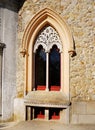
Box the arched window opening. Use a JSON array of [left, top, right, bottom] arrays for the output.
[[49, 108, 60, 120], [34, 107, 45, 119], [34, 25, 62, 91], [21, 7, 75, 95], [35, 45, 46, 90], [49, 45, 60, 91]]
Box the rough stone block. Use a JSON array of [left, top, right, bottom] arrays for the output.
[[71, 114, 79, 124], [72, 102, 86, 114], [79, 115, 95, 124], [14, 98, 25, 121], [86, 102, 95, 114]]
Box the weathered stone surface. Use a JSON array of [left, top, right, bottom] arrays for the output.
[[17, 0, 95, 101], [71, 101, 95, 124], [14, 98, 25, 121], [79, 115, 95, 124], [86, 102, 95, 114], [0, 5, 18, 121], [16, 0, 95, 124], [72, 102, 87, 114], [71, 114, 79, 124]]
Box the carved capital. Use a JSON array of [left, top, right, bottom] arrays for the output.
[[0, 43, 6, 48], [20, 49, 27, 57], [0, 43, 6, 55], [68, 50, 76, 57]]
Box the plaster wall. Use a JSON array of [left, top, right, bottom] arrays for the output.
[[0, 6, 17, 121]]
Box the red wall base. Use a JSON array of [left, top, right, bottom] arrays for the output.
[[37, 86, 46, 90], [51, 115, 60, 119], [50, 86, 60, 91], [37, 114, 45, 119]]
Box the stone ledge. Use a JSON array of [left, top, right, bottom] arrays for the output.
[[0, 121, 19, 129]]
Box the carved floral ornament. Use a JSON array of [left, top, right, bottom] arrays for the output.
[[34, 25, 63, 53], [21, 8, 76, 57]]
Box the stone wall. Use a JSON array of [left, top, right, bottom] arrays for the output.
[[71, 101, 95, 124], [17, 0, 95, 123], [18, 0, 95, 100]]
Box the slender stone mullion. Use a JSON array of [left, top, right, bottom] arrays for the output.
[[45, 109, 49, 120], [26, 106, 31, 120], [60, 53, 62, 92], [33, 54, 35, 91], [32, 107, 35, 119], [46, 52, 49, 91]]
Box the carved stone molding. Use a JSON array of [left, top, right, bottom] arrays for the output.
[[21, 8, 76, 57]]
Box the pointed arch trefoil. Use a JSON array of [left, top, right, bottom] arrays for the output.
[[34, 25, 63, 53]]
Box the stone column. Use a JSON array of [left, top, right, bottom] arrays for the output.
[[45, 109, 49, 120], [26, 106, 32, 120], [46, 53, 49, 91], [32, 108, 35, 119], [0, 7, 4, 117], [0, 43, 5, 116], [0, 48, 2, 116]]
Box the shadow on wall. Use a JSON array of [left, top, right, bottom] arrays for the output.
[[17, 0, 26, 11], [0, 0, 25, 12]]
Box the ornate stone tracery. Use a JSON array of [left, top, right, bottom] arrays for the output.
[[34, 25, 63, 53]]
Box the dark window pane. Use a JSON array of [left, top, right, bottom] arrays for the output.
[[49, 45, 60, 91], [35, 45, 46, 90], [34, 107, 45, 119], [49, 108, 60, 120]]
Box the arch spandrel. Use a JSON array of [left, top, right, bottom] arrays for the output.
[[21, 8, 75, 57]]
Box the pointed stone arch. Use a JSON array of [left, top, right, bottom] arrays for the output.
[[21, 8, 76, 102], [21, 8, 75, 57]]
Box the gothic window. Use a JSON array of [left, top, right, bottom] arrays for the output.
[[34, 25, 62, 91]]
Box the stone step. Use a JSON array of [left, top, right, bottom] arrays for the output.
[[0, 122, 19, 129]]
